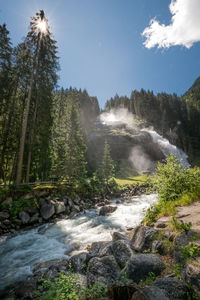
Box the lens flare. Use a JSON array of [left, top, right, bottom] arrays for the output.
[[36, 19, 47, 34]]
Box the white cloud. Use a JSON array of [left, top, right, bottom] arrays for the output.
[[142, 0, 200, 49]]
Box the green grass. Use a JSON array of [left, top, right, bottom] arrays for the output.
[[115, 175, 147, 186]]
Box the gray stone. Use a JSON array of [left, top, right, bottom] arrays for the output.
[[15, 279, 37, 299], [152, 240, 164, 255], [174, 231, 193, 263], [55, 202, 66, 214], [124, 254, 165, 284], [69, 252, 89, 274], [99, 241, 113, 257], [112, 231, 129, 242], [89, 241, 107, 257], [131, 226, 157, 252], [181, 258, 200, 297], [30, 213, 39, 224], [131, 286, 169, 300], [19, 211, 30, 224], [40, 202, 55, 220], [153, 277, 188, 300], [112, 239, 134, 269], [87, 255, 120, 286], [99, 205, 117, 216]]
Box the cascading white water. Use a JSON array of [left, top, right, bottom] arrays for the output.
[[142, 128, 189, 166], [0, 194, 157, 291]]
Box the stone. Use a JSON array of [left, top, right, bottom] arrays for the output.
[[181, 258, 200, 297], [130, 226, 157, 252], [112, 231, 129, 242], [33, 259, 68, 273], [89, 241, 107, 257], [3, 197, 12, 204], [124, 254, 165, 284], [174, 231, 193, 263], [87, 255, 120, 286], [69, 252, 89, 274], [112, 239, 134, 269], [73, 205, 80, 213], [99, 206, 117, 216], [19, 211, 30, 224], [55, 202, 66, 214], [153, 277, 188, 300], [0, 211, 10, 220], [109, 280, 138, 300], [15, 279, 37, 299], [99, 242, 113, 257], [131, 286, 169, 300], [40, 202, 55, 220], [27, 206, 39, 215], [30, 213, 39, 224], [3, 219, 11, 225], [152, 240, 164, 255]]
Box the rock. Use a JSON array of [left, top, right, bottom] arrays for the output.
[[19, 211, 30, 224], [174, 231, 193, 263], [0, 211, 10, 220], [131, 286, 169, 300], [124, 254, 165, 284], [30, 213, 39, 224], [89, 241, 108, 257], [55, 202, 66, 214], [13, 218, 21, 225], [130, 226, 157, 252], [163, 230, 174, 241], [112, 232, 129, 242], [27, 206, 39, 215], [15, 279, 37, 299], [33, 259, 68, 273], [34, 190, 49, 198], [3, 197, 12, 205], [99, 242, 113, 257], [109, 280, 138, 300], [40, 202, 55, 220], [99, 206, 117, 216], [69, 252, 89, 274], [181, 258, 200, 297], [153, 277, 188, 300], [24, 192, 35, 200], [87, 255, 120, 286], [112, 240, 134, 269], [73, 205, 80, 213], [152, 240, 164, 255]]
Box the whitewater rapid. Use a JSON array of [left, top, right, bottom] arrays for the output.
[[0, 194, 157, 291]]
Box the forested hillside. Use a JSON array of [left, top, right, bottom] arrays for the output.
[[105, 84, 200, 165]]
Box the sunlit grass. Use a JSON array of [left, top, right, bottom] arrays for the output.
[[115, 175, 147, 186]]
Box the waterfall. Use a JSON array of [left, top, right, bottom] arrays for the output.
[[142, 128, 189, 166]]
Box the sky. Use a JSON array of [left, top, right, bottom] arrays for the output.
[[0, 0, 200, 108]]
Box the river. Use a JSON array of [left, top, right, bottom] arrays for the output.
[[0, 194, 157, 291]]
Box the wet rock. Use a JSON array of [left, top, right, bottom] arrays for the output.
[[87, 255, 120, 286], [69, 252, 89, 274], [33, 259, 68, 273], [112, 240, 134, 269], [55, 202, 66, 214], [73, 205, 80, 213], [89, 241, 107, 257], [124, 254, 165, 284], [131, 226, 157, 252], [0, 211, 10, 220], [152, 240, 164, 255], [112, 232, 129, 242], [40, 202, 55, 220], [131, 286, 169, 300], [153, 277, 188, 300], [99, 206, 117, 216], [19, 211, 30, 224]]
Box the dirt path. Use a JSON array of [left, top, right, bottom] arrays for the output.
[[154, 200, 200, 233]]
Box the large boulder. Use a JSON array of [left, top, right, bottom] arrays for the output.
[[69, 252, 89, 274], [112, 231, 130, 242], [55, 202, 66, 214], [87, 255, 120, 286], [98, 242, 113, 257], [19, 211, 30, 224], [40, 202, 55, 220], [99, 206, 117, 216], [181, 258, 200, 298], [112, 239, 134, 269], [131, 226, 157, 252], [131, 286, 169, 300], [124, 254, 165, 284], [0, 211, 10, 220], [89, 241, 107, 257], [153, 277, 188, 300], [174, 231, 194, 264]]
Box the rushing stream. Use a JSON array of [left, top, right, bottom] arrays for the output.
[[0, 194, 157, 291]]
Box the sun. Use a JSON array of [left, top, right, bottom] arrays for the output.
[[36, 19, 47, 34]]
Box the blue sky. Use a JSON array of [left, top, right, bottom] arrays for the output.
[[1, 0, 200, 107]]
